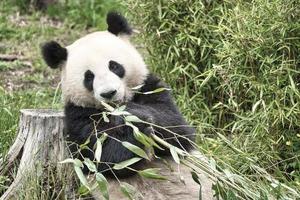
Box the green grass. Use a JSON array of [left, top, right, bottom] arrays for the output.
[[0, 0, 122, 197]]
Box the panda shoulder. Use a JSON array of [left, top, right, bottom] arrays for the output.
[[140, 73, 168, 93]]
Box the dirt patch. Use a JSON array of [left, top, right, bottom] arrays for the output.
[[0, 62, 60, 91], [8, 12, 63, 28]]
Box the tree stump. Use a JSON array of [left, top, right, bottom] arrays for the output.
[[0, 109, 71, 200], [0, 109, 213, 199]]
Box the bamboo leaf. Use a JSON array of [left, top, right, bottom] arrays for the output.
[[191, 171, 201, 185], [131, 84, 144, 90], [95, 139, 103, 162], [96, 173, 109, 200], [100, 101, 114, 112], [142, 87, 171, 95], [60, 158, 83, 168], [122, 141, 149, 160], [59, 158, 75, 164], [83, 158, 97, 172], [170, 146, 180, 164], [113, 157, 142, 170], [102, 112, 109, 122], [120, 182, 140, 200], [110, 110, 131, 116], [138, 168, 167, 180], [125, 115, 143, 123], [74, 166, 89, 189]]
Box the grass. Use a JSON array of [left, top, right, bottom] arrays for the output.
[[0, 0, 123, 153], [0, 0, 122, 198]]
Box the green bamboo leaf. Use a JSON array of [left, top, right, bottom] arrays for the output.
[[99, 132, 108, 143], [131, 126, 151, 148], [78, 185, 90, 195], [122, 141, 149, 160], [102, 112, 109, 122], [74, 166, 89, 189], [170, 146, 180, 164], [191, 171, 202, 200], [152, 134, 184, 155], [60, 158, 83, 168], [131, 84, 144, 90], [125, 122, 140, 133], [144, 136, 164, 150], [110, 110, 131, 116], [113, 157, 142, 170], [95, 139, 103, 162], [199, 70, 214, 88], [126, 122, 163, 150], [100, 101, 114, 111], [120, 182, 141, 200], [125, 115, 143, 123], [142, 87, 171, 95], [80, 136, 90, 149], [59, 158, 75, 164], [138, 168, 167, 180], [191, 171, 201, 185], [96, 173, 109, 200], [115, 105, 126, 111], [83, 158, 97, 172]]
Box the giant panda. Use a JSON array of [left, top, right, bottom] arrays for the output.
[[41, 12, 195, 177]]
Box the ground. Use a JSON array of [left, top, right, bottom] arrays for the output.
[[0, 2, 114, 195], [0, 1, 102, 155]]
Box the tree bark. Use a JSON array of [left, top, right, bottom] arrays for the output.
[[0, 109, 72, 200]]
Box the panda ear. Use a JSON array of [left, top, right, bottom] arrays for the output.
[[41, 41, 67, 69], [106, 12, 132, 36]]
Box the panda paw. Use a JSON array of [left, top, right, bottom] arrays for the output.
[[109, 115, 125, 127]]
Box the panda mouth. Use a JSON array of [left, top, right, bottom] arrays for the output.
[[94, 93, 125, 104]]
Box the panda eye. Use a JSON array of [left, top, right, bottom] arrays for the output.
[[84, 70, 94, 91], [84, 70, 94, 80], [109, 61, 118, 71], [109, 60, 125, 78]]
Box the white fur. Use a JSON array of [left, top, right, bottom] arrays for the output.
[[61, 31, 149, 107]]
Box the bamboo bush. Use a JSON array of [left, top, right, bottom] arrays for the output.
[[123, 0, 300, 199]]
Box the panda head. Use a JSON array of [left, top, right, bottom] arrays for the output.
[[42, 12, 149, 107]]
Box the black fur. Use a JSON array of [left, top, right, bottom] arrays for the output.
[[106, 12, 132, 35], [100, 90, 117, 99], [41, 41, 67, 69], [109, 60, 125, 78], [65, 74, 195, 177], [84, 70, 95, 91]]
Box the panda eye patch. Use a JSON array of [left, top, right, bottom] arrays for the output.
[[109, 60, 125, 78], [84, 70, 94, 91]]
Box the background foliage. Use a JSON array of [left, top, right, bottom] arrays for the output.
[[125, 0, 300, 198]]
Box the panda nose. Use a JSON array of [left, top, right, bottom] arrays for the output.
[[100, 90, 117, 99]]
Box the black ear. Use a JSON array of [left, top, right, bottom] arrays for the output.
[[41, 41, 67, 69], [106, 12, 132, 36]]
